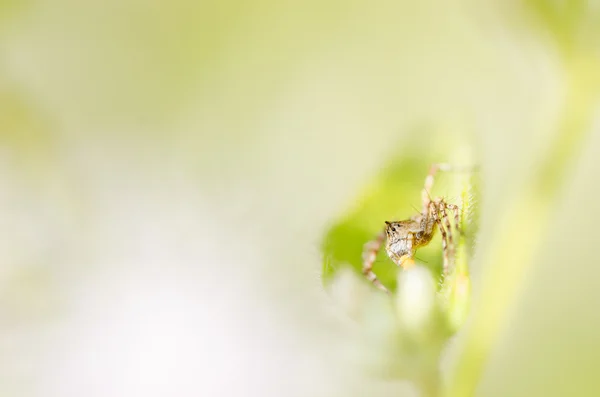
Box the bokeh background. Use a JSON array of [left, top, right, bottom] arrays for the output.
[[1, 1, 600, 396]]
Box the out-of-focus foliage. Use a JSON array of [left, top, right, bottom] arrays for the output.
[[2, 1, 600, 397], [448, 2, 600, 397], [523, 0, 600, 54]]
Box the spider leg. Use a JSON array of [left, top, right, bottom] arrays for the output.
[[432, 206, 450, 277], [438, 200, 457, 276], [423, 200, 438, 235], [421, 163, 464, 276], [362, 230, 389, 293], [446, 202, 462, 235], [421, 163, 452, 215]]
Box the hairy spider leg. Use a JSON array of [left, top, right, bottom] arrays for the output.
[[437, 200, 456, 276], [434, 217, 450, 277], [420, 199, 439, 235], [447, 202, 462, 235], [423, 164, 463, 276], [362, 230, 390, 293], [421, 163, 452, 215]]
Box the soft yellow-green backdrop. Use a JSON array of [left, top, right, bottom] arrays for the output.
[[1, 1, 599, 396]]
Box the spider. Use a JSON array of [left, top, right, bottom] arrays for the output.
[[362, 164, 462, 293]]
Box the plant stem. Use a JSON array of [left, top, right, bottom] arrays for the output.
[[446, 55, 600, 396]]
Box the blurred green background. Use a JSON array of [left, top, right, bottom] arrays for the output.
[[1, 1, 600, 397]]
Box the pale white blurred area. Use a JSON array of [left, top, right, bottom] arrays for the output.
[[0, 143, 357, 397], [0, 138, 425, 397], [0, 0, 593, 396]]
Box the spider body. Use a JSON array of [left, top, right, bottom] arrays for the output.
[[384, 218, 434, 267], [362, 164, 461, 293]]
